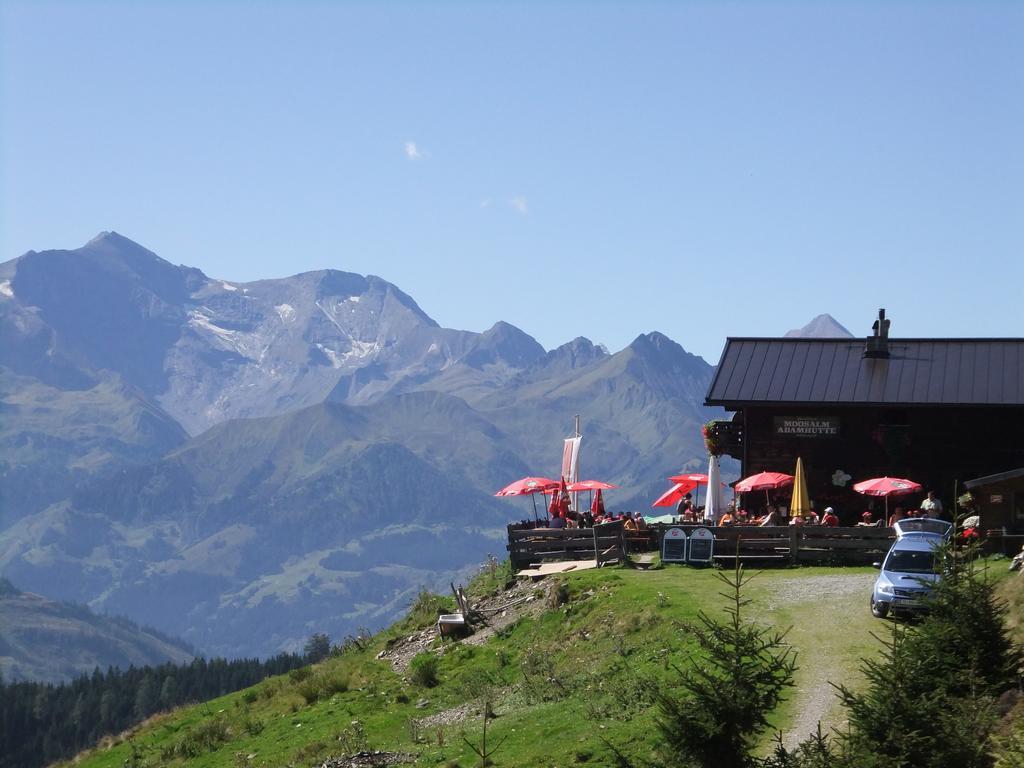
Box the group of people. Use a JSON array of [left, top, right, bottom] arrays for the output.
[[671, 489, 949, 530], [549, 508, 647, 530], [539, 488, 952, 531], [673, 494, 796, 527], [546, 489, 649, 530]]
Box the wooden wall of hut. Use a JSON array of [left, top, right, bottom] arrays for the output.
[[738, 405, 1024, 526]]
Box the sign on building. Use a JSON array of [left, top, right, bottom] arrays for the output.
[[773, 416, 840, 438]]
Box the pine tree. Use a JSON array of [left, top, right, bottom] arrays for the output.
[[159, 674, 178, 708], [304, 632, 331, 663], [133, 675, 159, 720], [654, 562, 797, 768], [833, 540, 1019, 768]]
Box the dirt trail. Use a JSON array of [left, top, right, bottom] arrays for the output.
[[764, 574, 877, 748]]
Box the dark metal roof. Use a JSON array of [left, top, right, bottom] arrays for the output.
[[965, 468, 1024, 489], [705, 338, 1024, 407]]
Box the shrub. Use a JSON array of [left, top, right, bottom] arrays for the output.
[[241, 714, 264, 736], [410, 652, 440, 688], [160, 716, 230, 759]]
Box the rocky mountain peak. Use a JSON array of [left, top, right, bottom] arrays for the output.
[[627, 331, 705, 365], [784, 313, 853, 338], [462, 322, 546, 369], [544, 336, 607, 369]]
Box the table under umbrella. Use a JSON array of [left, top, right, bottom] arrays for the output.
[[494, 477, 560, 522], [852, 476, 922, 520], [734, 471, 795, 508]]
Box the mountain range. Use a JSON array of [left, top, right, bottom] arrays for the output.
[[0, 232, 784, 658], [0, 578, 193, 683]]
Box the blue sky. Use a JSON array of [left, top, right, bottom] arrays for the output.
[[2, 1, 1021, 363]]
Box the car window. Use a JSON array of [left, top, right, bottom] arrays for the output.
[[884, 549, 937, 574], [894, 519, 951, 539]]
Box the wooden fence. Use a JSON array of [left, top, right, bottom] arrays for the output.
[[507, 522, 895, 570], [507, 521, 625, 570]]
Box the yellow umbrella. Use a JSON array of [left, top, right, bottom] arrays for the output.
[[790, 457, 812, 519]]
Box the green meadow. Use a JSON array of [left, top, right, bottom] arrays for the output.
[[61, 563, 910, 768]]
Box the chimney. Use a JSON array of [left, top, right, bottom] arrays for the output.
[[864, 308, 891, 359]]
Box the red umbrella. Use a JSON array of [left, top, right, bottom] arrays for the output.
[[852, 477, 922, 497], [652, 481, 698, 508], [567, 480, 618, 491], [494, 477, 560, 497], [549, 476, 570, 517], [734, 472, 794, 493], [734, 471, 795, 507], [853, 476, 922, 520], [667, 473, 708, 507], [668, 473, 710, 485], [590, 487, 606, 516], [494, 476, 559, 522]]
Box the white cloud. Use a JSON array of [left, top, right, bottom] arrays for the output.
[[404, 141, 422, 160], [479, 198, 492, 208], [510, 196, 528, 215]]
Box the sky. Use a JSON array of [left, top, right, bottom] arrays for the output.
[[2, 1, 1022, 363]]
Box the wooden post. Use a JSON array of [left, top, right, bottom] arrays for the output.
[[789, 525, 799, 565]]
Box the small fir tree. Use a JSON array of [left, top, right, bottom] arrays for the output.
[[834, 537, 1020, 768], [303, 632, 331, 664], [654, 562, 797, 768]]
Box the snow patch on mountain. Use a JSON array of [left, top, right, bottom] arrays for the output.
[[220, 281, 238, 292], [274, 304, 296, 322], [0, 280, 12, 298], [315, 300, 348, 335], [316, 343, 344, 368], [188, 310, 239, 343], [347, 340, 381, 362]]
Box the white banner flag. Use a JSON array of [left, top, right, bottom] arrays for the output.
[[562, 437, 581, 484]]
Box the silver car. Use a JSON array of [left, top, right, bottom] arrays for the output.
[[870, 518, 951, 619]]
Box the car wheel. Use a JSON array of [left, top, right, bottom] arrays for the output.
[[871, 597, 889, 619]]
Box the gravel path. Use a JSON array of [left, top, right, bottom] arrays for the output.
[[765, 573, 877, 748]]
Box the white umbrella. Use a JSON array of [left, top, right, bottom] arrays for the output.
[[704, 455, 724, 525]]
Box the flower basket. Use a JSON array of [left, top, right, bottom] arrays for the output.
[[702, 421, 724, 457]]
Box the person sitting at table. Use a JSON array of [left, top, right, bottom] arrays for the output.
[[821, 507, 839, 527], [718, 510, 735, 526], [624, 514, 638, 532], [859, 509, 875, 526], [549, 511, 565, 529], [581, 509, 594, 528], [633, 512, 648, 530], [888, 506, 907, 527]]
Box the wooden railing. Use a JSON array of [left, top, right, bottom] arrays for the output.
[[507, 521, 625, 570], [507, 522, 895, 570]]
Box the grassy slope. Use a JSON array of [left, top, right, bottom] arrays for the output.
[[62, 564, 883, 768]]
